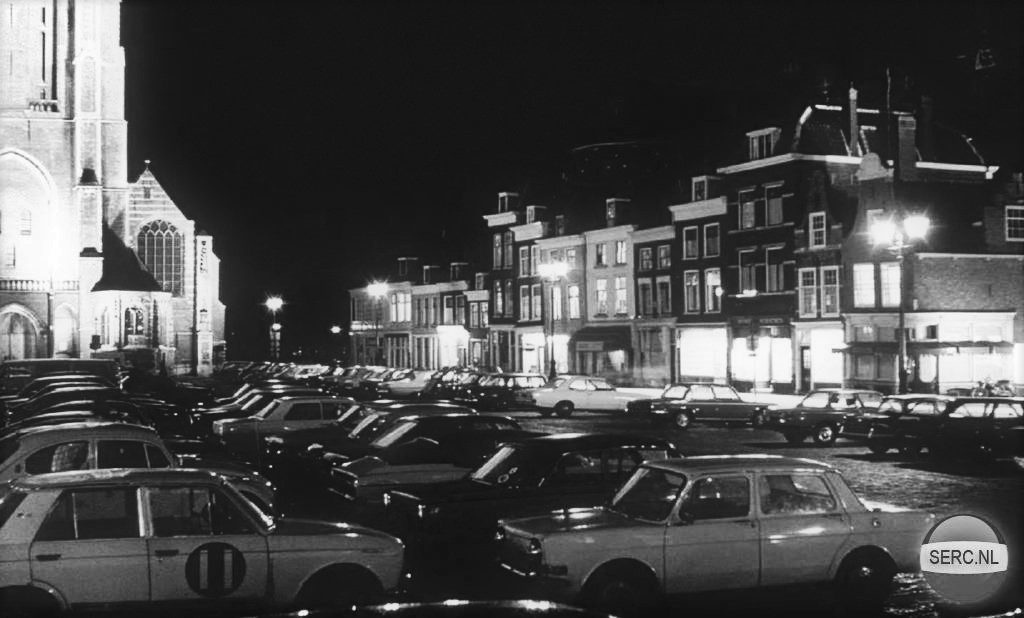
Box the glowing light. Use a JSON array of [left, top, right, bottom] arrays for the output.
[[537, 261, 569, 279], [271, 322, 282, 332], [871, 219, 897, 246], [367, 281, 389, 298], [904, 214, 931, 240], [264, 296, 284, 312], [329, 325, 342, 334], [442, 599, 469, 607], [380, 602, 402, 612]]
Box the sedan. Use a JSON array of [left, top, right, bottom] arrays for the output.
[[626, 382, 775, 429], [839, 394, 955, 454], [532, 375, 645, 417], [764, 389, 883, 445], [890, 397, 1024, 460]]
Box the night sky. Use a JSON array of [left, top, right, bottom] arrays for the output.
[[118, 0, 1023, 361]]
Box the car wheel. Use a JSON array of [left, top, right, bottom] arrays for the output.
[[554, 401, 574, 418], [673, 411, 693, 430], [783, 431, 806, 444], [582, 567, 659, 616], [897, 441, 922, 458], [836, 552, 896, 613], [868, 443, 889, 455], [296, 565, 383, 610], [751, 410, 768, 428], [812, 423, 838, 446]]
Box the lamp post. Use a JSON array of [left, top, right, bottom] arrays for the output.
[[537, 261, 569, 380], [367, 281, 389, 365], [871, 214, 930, 394], [264, 296, 284, 361]]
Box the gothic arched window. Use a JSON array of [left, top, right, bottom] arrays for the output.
[[124, 307, 145, 336], [137, 220, 184, 296]]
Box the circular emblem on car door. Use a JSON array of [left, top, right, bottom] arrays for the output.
[[185, 542, 247, 597]]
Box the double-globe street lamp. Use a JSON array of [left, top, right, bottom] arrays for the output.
[[871, 213, 930, 394], [367, 281, 389, 365], [537, 261, 569, 381], [264, 296, 284, 361]]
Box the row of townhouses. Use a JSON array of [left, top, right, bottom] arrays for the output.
[[350, 89, 1024, 394]]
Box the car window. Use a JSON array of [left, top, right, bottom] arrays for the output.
[[878, 399, 902, 414], [0, 488, 27, 529], [908, 401, 938, 416], [859, 392, 882, 407], [25, 441, 90, 474], [283, 402, 323, 421], [686, 385, 714, 400], [150, 486, 254, 537], [992, 403, 1023, 419], [948, 402, 988, 419], [683, 476, 750, 520], [610, 467, 686, 522], [322, 401, 346, 419], [710, 386, 740, 401], [97, 440, 150, 468], [829, 394, 860, 410], [800, 392, 831, 408], [547, 450, 604, 484], [146, 444, 172, 468], [608, 448, 645, 480], [568, 379, 588, 391], [759, 474, 837, 515], [590, 379, 614, 391], [372, 421, 419, 448], [36, 488, 140, 541], [662, 385, 687, 399]]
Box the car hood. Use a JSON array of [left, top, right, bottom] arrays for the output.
[[391, 478, 508, 505], [502, 507, 642, 537], [270, 518, 402, 549]]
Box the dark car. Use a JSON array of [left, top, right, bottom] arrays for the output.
[[839, 394, 955, 454], [383, 433, 680, 570], [260, 402, 476, 490], [454, 373, 547, 411], [890, 397, 1024, 459], [189, 386, 324, 437], [764, 388, 884, 445], [420, 368, 483, 401], [328, 413, 542, 503], [625, 382, 776, 429]]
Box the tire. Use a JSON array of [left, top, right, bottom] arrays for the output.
[[812, 423, 838, 446], [582, 566, 659, 616], [673, 411, 693, 430], [0, 588, 62, 618], [783, 431, 806, 444], [751, 410, 768, 428], [554, 401, 574, 418], [868, 443, 889, 455], [836, 553, 896, 614], [295, 566, 384, 610]]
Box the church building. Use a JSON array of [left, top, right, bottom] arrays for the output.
[[0, 0, 225, 375]]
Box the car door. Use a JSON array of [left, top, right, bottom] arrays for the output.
[[664, 474, 759, 593], [938, 401, 990, 451], [683, 384, 717, 420], [566, 377, 591, 408], [756, 472, 851, 585], [146, 485, 269, 607], [30, 486, 150, 606], [710, 385, 746, 421], [984, 401, 1023, 456], [587, 378, 617, 410]]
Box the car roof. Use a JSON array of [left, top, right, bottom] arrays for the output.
[[4, 421, 159, 442], [667, 382, 730, 388], [513, 432, 673, 452], [11, 468, 224, 491], [395, 413, 515, 423], [808, 388, 882, 395], [648, 454, 834, 475], [949, 396, 1024, 404], [883, 394, 956, 401]]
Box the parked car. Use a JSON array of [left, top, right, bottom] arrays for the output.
[[455, 373, 547, 411], [328, 413, 540, 503], [531, 375, 647, 417], [338, 599, 614, 617], [839, 394, 955, 454], [0, 373, 114, 415], [763, 389, 884, 445], [0, 358, 118, 397], [0, 468, 404, 613], [384, 433, 680, 569], [420, 368, 482, 401], [889, 397, 1024, 460], [190, 386, 325, 438], [377, 369, 436, 399], [0, 421, 276, 512], [625, 382, 776, 429], [497, 455, 934, 614]]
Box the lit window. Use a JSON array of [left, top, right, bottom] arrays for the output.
[[880, 262, 901, 307], [740, 200, 756, 229], [614, 277, 627, 314], [704, 224, 720, 257], [853, 263, 875, 308], [798, 268, 817, 317], [766, 187, 783, 225], [855, 355, 876, 379], [765, 248, 783, 292], [492, 234, 502, 269], [551, 285, 563, 320], [809, 212, 826, 248], [656, 277, 671, 315], [820, 267, 840, 316], [704, 269, 721, 312], [504, 281, 514, 316], [657, 244, 671, 269], [443, 296, 454, 324], [124, 307, 145, 336], [692, 178, 707, 201], [493, 281, 504, 316], [639, 248, 653, 271], [595, 243, 607, 266], [683, 227, 699, 259], [137, 220, 183, 296], [530, 246, 539, 274], [565, 248, 577, 266], [503, 232, 514, 269], [568, 285, 580, 319], [519, 247, 530, 276], [519, 285, 530, 320], [638, 279, 653, 316], [684, 271, 700, 313], [595, 279, 608, 315], [1007, 206, 1024, 241], [19, 210, 32, 235], [531, 284, 542, 320], [615, 240, 627, 265], [739, 250, 756, 293]]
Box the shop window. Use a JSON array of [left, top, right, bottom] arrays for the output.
[[855, 355, 875, 379]]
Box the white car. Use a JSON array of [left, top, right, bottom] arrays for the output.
[[378, 370, 436, 398], [531, 375, 646, 417], [0, 468, 404, 613], [498, 455, 934, 614]]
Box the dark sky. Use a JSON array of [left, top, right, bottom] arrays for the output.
[[119, 0, 1023, 360]]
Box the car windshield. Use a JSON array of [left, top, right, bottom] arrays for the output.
[[253, 399, 284, 419], [229, 485, 275, 531], [371, 420, 419, 448], [608, 466, 686, 523], [0, 435, 19, 468], [348, 413, 392, 441], [662, 385, 688, 399], [591, 378, 614, 391], [514, 376, 544, 388], [470, 445, 543, 487], [799, 392, 832, 408]]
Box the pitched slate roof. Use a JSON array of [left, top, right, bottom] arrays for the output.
[[91, 223, 162, 292]]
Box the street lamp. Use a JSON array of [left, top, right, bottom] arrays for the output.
[[264, 296, 284, 360], [367, 281, 389, 365], [871, 214, 930, 394], [538, 261, 569, 380]]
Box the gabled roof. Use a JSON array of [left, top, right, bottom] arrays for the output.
[[92, 223, 162, 292]]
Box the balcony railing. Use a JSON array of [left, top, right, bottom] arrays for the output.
[[0, 279, 79, 292]]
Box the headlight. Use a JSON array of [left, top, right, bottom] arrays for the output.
[[494, 527, 506, 542], [528, 538, 542, 554], [382, 492, 391, 507]]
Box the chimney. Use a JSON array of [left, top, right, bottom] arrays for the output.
[[918, 95, 934, 162], [498, 192, 520, 213], [848, 86, 861, 156], [606, 198, 630, 227], [896, 115, 919, 181]]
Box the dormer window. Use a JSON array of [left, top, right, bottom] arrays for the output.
[[475, 273, 486, 290], [423, 266, 432, 284], [747, 128, 781, 161], [692, 177, 707, 201], [498, 192, 519, 213]]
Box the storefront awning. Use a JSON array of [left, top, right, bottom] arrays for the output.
[[570, 326, 632, 352]]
